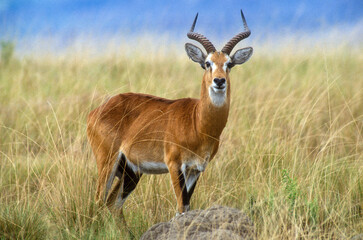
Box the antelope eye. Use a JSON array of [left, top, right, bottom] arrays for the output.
[[205, 62, 211, 68], [227, 62, 234, 68]]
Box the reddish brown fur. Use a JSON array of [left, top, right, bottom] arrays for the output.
[[87, 52, 231, 213]]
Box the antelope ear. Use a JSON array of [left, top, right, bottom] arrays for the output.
[[185, 43, 207, 69], [230, 47, 253, 66]]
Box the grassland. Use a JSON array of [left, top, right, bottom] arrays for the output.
[[0, 41, 362, 239]]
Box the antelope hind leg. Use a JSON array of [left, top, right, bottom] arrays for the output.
[[104, 152, 125, 204], [114, 162, 142, 209]]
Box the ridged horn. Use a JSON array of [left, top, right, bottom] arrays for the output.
[[187, 13, 216, 53], [221, 9, 251, 55]]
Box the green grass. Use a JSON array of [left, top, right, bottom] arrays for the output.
[[0, 42, 362, 239]]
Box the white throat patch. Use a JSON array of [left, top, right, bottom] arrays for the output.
[[209, 87, 227, 107]]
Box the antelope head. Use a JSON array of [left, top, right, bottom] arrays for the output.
[[185, 10, 253, 107]]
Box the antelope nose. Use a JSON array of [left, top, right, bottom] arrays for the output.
[[213, 78, 226, 88]]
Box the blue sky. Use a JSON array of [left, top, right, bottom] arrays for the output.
[[1, 0, 362, 41]]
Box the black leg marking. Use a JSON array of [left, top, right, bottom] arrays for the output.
[[178, 170, 190, 207], [178, 169, 200, 211], [115, 163, 142, 208], [187, 175, 199, 201], [122, 165, 142, 199], [105, 152, 127, 203]]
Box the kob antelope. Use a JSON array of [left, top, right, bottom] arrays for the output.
[[87, 10, 253, 214]]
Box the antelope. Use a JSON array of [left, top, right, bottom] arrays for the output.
[[87, 9, 253, 214]]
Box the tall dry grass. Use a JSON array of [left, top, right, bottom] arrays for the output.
[[0, 41, 362, 239]]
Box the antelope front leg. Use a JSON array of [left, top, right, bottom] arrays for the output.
[[168, 162, 189, 214]]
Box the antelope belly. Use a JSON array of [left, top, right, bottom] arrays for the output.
[[126, 160, 169, 174]]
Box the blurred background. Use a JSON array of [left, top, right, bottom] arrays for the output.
[[1, 0, 362, 53]]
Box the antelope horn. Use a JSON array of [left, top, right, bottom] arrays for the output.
[[187, 13, 216, 54], [221, 9, 251, 55]]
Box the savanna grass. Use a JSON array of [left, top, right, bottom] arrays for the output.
[[0, 42, 362, 239]]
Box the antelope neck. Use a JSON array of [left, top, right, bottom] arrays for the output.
[[195, 81, 230, 138]]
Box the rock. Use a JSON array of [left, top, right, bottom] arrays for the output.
[[351, 234, 363, 240], [140, 205, 255, 240]]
